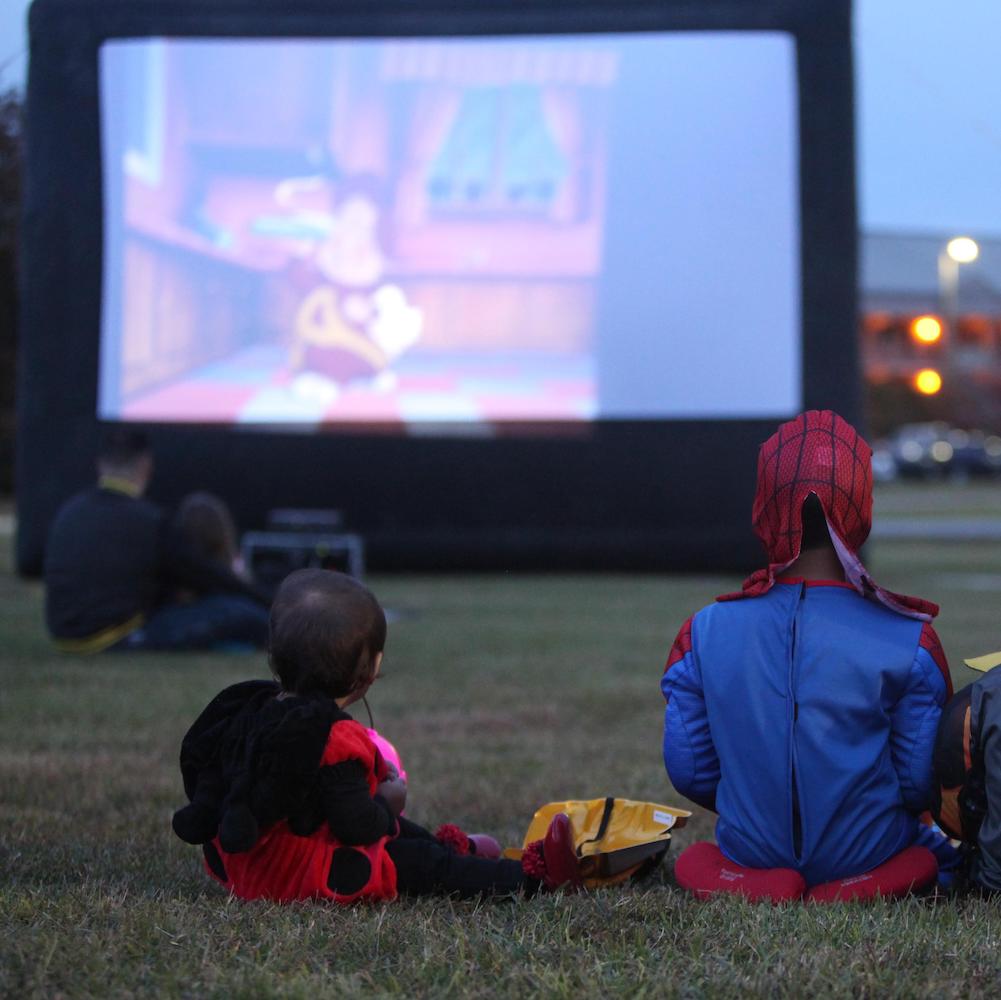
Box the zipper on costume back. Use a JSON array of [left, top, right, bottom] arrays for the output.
[[789, 582, 806, 860]]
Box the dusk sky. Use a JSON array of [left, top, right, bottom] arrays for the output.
[[1, 1, 999, 236]]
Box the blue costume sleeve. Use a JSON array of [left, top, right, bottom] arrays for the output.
[[661, 616, 720, 811], [889, 622, 951, 812]]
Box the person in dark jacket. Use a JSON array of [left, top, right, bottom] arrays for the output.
[[933, 657, 1001, 894], [44, 428, 269, 652]]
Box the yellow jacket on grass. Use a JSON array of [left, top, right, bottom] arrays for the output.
[[506, 798, 690, 887]]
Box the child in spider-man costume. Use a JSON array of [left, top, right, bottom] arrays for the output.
[[663, 411, 959, 903], [173, 568, 581, 902]]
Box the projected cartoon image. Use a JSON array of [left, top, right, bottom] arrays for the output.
[[101, 39, 612, 426], [100, 33, 801, 427], [288, 185, 423, 404]]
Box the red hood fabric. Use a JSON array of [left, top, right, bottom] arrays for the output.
[[718, 410, 937, 620]]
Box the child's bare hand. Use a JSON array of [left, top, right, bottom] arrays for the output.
[[377, 776, 407, 815]]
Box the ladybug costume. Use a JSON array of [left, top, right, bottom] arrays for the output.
[[173, 680, 531, 902]]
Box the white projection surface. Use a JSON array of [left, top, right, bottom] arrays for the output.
[[99, 32, 800, 428]]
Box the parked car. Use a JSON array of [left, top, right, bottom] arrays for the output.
[[880, 422, 1001, 479]]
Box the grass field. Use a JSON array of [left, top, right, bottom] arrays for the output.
[[3, 483, 1001, 998]]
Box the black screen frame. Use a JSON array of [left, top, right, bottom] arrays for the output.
[[17, 0, 857, 574]]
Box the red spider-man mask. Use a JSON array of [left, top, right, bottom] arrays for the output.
[[720, 410, 937, 620], [752, 409, 872, 568]]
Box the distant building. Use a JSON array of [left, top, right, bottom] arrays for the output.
[[860, 231, 1001, 433]]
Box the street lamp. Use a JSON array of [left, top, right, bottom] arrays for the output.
[[938, 235, 980, 350], [946, 237, 979, 265]]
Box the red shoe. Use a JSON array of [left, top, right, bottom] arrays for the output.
[[435, 824, 502, 859], [521, 814, 584, 891], [805, 846, 938, 903], [541, 813, 583, 891], [674, 841, 806, 904], [467, 833, 502, 859]]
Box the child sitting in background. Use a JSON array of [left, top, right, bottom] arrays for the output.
[[173, 568, 581, 901], [174, 492, 249, 583]]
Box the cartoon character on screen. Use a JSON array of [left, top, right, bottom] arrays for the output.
[[288, 184, 423, 403]]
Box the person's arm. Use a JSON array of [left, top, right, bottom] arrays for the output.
[[317, 760, 399, 845], [157, 520, 270, 606], [661, 616, 720, 811], [375, 761, 407, 816], [889, 622, 952, 812]]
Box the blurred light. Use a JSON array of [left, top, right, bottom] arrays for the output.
[[949, 429, 969, 448], [900, 440, 924, 463], [986, 436, 1001, 458], [946, 237, 979, 264], [913, 369, 943, 395], [872, 448, 897, 482], [930, 440, 954, 463], [910, 315, 943, 344]]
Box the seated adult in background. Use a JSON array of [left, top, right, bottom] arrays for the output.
[[44, 428, 270, 652], [662, 410, 957, 903]]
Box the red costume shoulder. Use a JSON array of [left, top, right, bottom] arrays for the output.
[[321, 718, 389, 782], [665, 616, 694, 674], [919, 621, 953, 697]]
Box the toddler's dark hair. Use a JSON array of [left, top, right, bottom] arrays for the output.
[[269, 569, 386, 699]]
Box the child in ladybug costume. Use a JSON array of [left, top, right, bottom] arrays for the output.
[[173, 568, 579, 901]]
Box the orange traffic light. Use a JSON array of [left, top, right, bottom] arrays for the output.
[[910, 315, 943, 344], [913, 369, 943, 395]]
